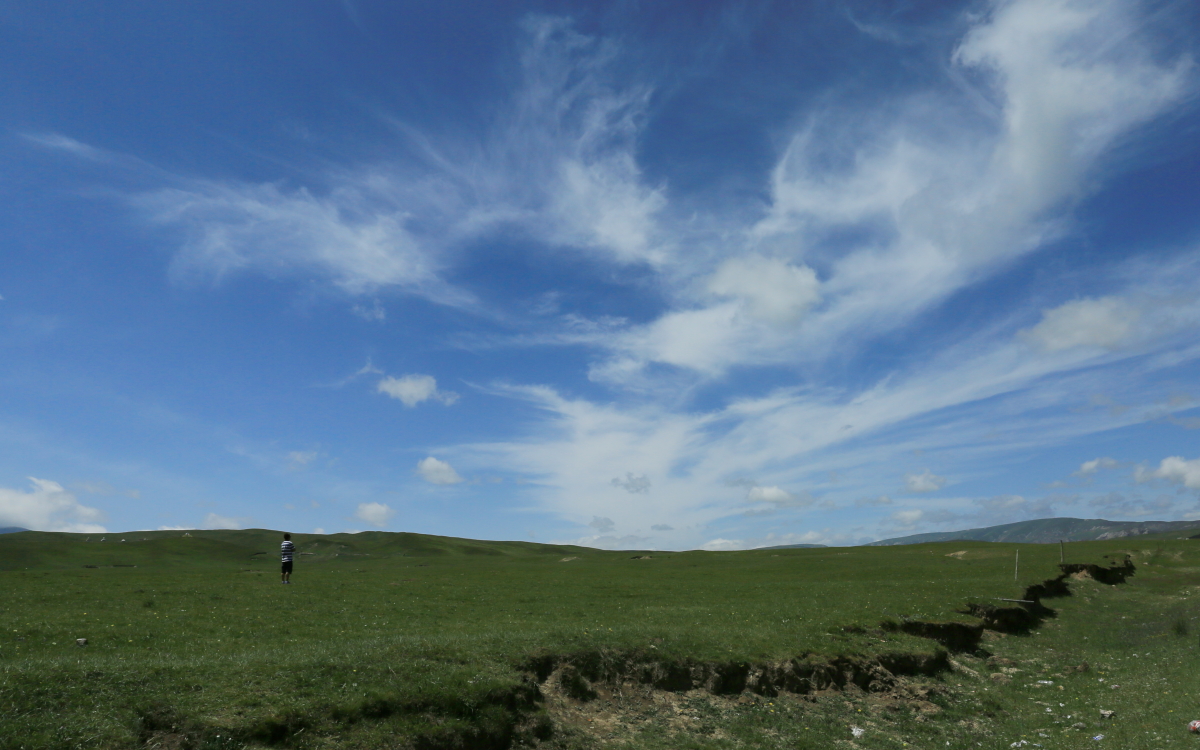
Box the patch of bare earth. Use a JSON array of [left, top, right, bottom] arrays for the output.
[[535, 659, 950, 746]]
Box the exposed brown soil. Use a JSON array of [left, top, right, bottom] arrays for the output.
[[535, 658, 949, 748]]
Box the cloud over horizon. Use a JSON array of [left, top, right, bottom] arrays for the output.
[[0, 478, 107, 533]]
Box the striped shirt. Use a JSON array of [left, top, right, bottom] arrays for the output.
[[281, 540, 295, 562]]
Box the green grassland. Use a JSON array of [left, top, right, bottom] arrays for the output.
[[0, 529, 1197, 749]]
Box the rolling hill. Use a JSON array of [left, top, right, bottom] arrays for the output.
[[868, 516, 1200, 545]]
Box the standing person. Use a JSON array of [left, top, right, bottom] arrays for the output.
[[281, 533, 295, 584]]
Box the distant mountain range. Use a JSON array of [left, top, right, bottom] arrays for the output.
[[0, 527, 28, 535], [869, 517, 1200, 546], [757, 543, 828, 550]]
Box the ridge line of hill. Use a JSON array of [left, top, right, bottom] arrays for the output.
[[868, 516, 1200, 546]]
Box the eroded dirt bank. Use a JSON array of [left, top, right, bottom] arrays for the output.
[[515, 556, 1136, 749]]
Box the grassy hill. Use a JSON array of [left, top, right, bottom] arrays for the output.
[[1, 529, 1197, 749], [0, 528, 594, 572], [868, 516, 1200, 545]]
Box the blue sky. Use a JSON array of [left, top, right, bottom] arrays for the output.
[[2, 0, 1199, 548]]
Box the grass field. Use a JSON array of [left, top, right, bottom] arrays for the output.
[[1, 529, 1197, 749]]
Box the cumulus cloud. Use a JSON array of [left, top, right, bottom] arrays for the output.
[[377, 375, 459, 407], [611, 472, 650, 493], [904, 470, 946, 493], [416, 456, 464, 485], [1022, 297, 1139, 352], [1074, 456, 1117, 476], [0, 478, 106, 533], [650, 523, 673, 531], [354, 502, 395, 527], [1137, 456, 1200, 490]]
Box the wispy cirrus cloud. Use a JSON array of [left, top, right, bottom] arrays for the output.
[[22, 0, 1199, 549]]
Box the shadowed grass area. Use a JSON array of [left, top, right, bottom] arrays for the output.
[[0, 530, 1194, 749]]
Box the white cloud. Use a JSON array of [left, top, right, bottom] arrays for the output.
[[708, 255, 821, 325], [886, 509, 927, 531], [700, 530, 845, 551], [746, 485, 814, 509], [138, 181, 464, 301], [0, 478, 106, 533], [574, 0, 1188, 383], [588, 516, 615, 533], [904, 470, 946, 493], [555, 532, 650, 550], [59, 15, 666, 315], [377, 375, 459, 407], [512, 16, 666, 266], [1137, 456, 1200, 490], [313, 527, 326, 534], [34, 2, 1199, 549], [470, 0, 1191, 545], [416, 456, 464, 485], [700, 538, 743, 551], [1022, 297, 1138, 352], [752, 0, 1183, 355], [611, 472, 650, 493], [203, 513, 247, 530], [1075, 456, 1117, 476], [747, 486, 791, 504], [613, 304, 743, 375], [354, 502, 395, 527], [551, 152, 666, 266]]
